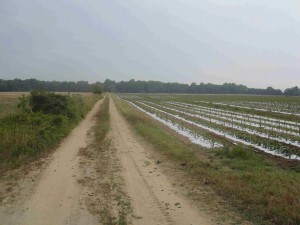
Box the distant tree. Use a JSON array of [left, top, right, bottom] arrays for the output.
[[92, 82, 103, 94], [103, 79, 116, 92], [284, 86, 300, 96], [0, 78, 293, 95], [265, 86, 282, 95], [0, 78, 94, 92], [76, 81, 90, 92], [189, 82, 197, 93]]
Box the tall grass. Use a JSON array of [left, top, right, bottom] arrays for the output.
[[0, 94, 22, 119], [93, 96, 110, 142], [0, 92, 102, 170], [0, 104, 21, 119], [114, 96, 300, 225]]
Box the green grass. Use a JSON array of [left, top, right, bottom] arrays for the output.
[[92, 96, 131, 225], [212, 147, 300, 225], [114, 96, 300, 225], [0, 92, 102, 170], [116, 98, 194, 163], [0, 104, 21, 119], [0, 94, 23, 119], [93, 96, 110, 142]]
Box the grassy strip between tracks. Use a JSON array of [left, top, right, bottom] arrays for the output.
[[94, 96, 110, 144], [114, 96, 300, 225], [90, 96, 131, 225], [0, 91, 102, 170]]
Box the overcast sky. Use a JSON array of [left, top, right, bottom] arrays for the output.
[[0, 0, 299, 89]]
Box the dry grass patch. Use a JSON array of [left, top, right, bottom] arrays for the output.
[[77, 96, 132, 225]]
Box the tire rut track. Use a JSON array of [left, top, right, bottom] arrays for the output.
[[110, 97, 213, 225], [128, 150, 174, 225]]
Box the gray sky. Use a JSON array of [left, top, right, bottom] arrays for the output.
[[0, 0, 299, 89]]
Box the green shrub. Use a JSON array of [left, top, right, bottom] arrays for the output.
[[0, 91, 101, 169]]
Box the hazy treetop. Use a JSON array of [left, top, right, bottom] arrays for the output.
[[0, 0, 299, 89]]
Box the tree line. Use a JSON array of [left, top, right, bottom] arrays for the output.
[[0, 78, 299, 96], [104, 79, 299, 96], [0, 78, 96, 92]]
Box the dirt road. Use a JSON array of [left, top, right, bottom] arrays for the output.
[[0, 99, 103, 225], [0, 97, 214, 225], [109, 98, 213, 225]]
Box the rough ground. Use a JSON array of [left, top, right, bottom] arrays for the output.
[[109, 98, 214, 225], [0, 97, 245, 225], [0, 99, 103, 225]]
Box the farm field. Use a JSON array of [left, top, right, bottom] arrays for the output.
[[0, 94, 232, 225], [0, 92, 27, 119], [1, 93, 300, 225], [116, 94, 300, 225], [119, 94, 300, 160], [1, 0, 299, 223]]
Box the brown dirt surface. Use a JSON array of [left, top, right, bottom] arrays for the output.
[[0, 95, 254, 225], [77, 117, 132, 224], [0, 99, 103, 225], [109, 97, 215, 225]]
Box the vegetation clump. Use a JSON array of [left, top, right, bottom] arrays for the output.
[[0, 90, 101, 169], [29, 90, 70, 115]]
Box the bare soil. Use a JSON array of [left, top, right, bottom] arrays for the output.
[[0, 99, 103, 225], [109, 98, 214, 225], [0, 96, 252, 225]]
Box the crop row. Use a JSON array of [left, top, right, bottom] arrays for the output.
[[125, 100, 223, 148], [120, 95, 299, 159], [182, 101, 300, 129], [166, 102, 300, 140], [197, 101, 300, 117], [141, 101, 300, 148]]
